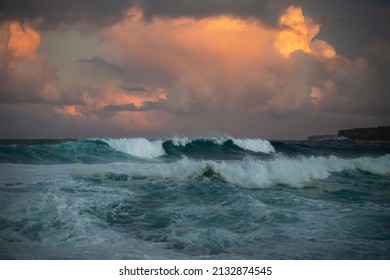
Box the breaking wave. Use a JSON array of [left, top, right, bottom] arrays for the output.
[[101, 136, 275, 158], [102, 138, 166, 158], [71, 154, 390, 188], [1, 136, 390, 163], [169, 136, 275, 153]]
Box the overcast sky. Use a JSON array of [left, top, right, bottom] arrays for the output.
[[0, 0, 389, 139]]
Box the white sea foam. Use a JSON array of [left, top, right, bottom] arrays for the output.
[[69, 154, 390, 188], [101, 136, 274, 157], [170, 135, 275, 154], [102, 138, 166, 158], [231, 138, 275, 153], [170, 136, 191, 146], [212, 155, 390, 187]]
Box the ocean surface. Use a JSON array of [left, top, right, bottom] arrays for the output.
[[0, 136, 389, 259]]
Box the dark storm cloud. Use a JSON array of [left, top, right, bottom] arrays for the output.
[[123, 86, 149, 93], [0, 0, 294, 30], [139, 0, 293, 26], [301, 0, 390, 59], [0, 0, 137, 30], [1, 0, 387, 45], [78, 56, 123, 74], [103, 103, 140, 112], [103, 99, 170, 113]]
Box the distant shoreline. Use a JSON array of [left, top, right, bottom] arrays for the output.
[[307, 126, 390, 141], [337, 126, 390, 141]]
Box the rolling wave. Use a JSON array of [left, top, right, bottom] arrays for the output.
[[168, 136, 275, 153], [102, 136, 275, 158], [102, 138, 166, 158], [1, 136, 390, 163], [70, 154, 390, 188], [0, 139, 132, 164]]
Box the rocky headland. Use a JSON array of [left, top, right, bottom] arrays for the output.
[[337, 126, 390, 141]]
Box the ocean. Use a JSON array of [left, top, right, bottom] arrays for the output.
[[0, 137, 389, 259]]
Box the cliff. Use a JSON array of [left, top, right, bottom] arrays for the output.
[[337, 126, 390, 141]]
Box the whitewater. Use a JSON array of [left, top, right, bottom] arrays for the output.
[[0, 136, 389, 259]]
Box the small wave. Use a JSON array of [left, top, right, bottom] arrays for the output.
[[102, 138, 166, 158]]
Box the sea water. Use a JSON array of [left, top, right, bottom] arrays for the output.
[[0, 137, 389, 259]]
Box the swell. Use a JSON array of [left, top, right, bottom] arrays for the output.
[[0, 139, 134, 164], [272, 139, 390, 158], [0, 137, 276, 163], [103, 136, 275, 159], [1, 137, 390, 164]]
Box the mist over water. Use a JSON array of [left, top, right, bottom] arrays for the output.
[[0, 137, 389, 259]]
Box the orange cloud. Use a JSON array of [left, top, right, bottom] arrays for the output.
[[275, 6, 335, 58], [103, 9, 277, 66], [102, 7, 335, 115], [96, 80, 167, 109], [0, 21, 62, 104], [56, 105, 82, 116], [99, 8, 280, 114], [1, 6, 382, 139], [8, 22, 40, 59], [55, 79, 167, 118], [55, 5, 369, 136]]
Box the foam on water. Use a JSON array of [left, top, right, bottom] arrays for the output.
[[102, 138, 166, 158], [101, 136, 275, 158], [68, 154, 390, 188], [213, 154, 390, 187], [170, 136, 191, 147], [170, 136, 275, 154], [231, 138, 275, 153]]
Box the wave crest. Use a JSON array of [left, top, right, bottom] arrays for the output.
[[102, 138, 166, 158], [101, 136, 275, 158], [170, 136, 275, 153], [71, 154, 390, 187]]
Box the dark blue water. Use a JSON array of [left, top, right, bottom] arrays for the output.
[[0, 137, 389, 259]]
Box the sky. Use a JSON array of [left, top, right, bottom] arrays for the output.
[[0, 0, 389, 140]]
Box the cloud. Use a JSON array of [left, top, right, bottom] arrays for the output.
[[0, 22, 61, 103], [103, 99, 169, 114], [54, 79, 168, 118], [0, 102, 172, 138], [275, 6, 335, 58], [99, 6, 375, 115], [124, 86, 149, 93], [0, 0, 295, 32], [0, 4, 388, 139], [0, 21, 89, 107], [92, 5, 387, 136], [367, 40, 390, 62], [0, 0, 137, 30], [103, 103, 139, 112], [78, 56, 123, 74], [138, 0, 293, 26], [7, 22, 40, 59]]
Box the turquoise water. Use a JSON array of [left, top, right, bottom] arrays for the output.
[[0, 137, 389, 259]]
